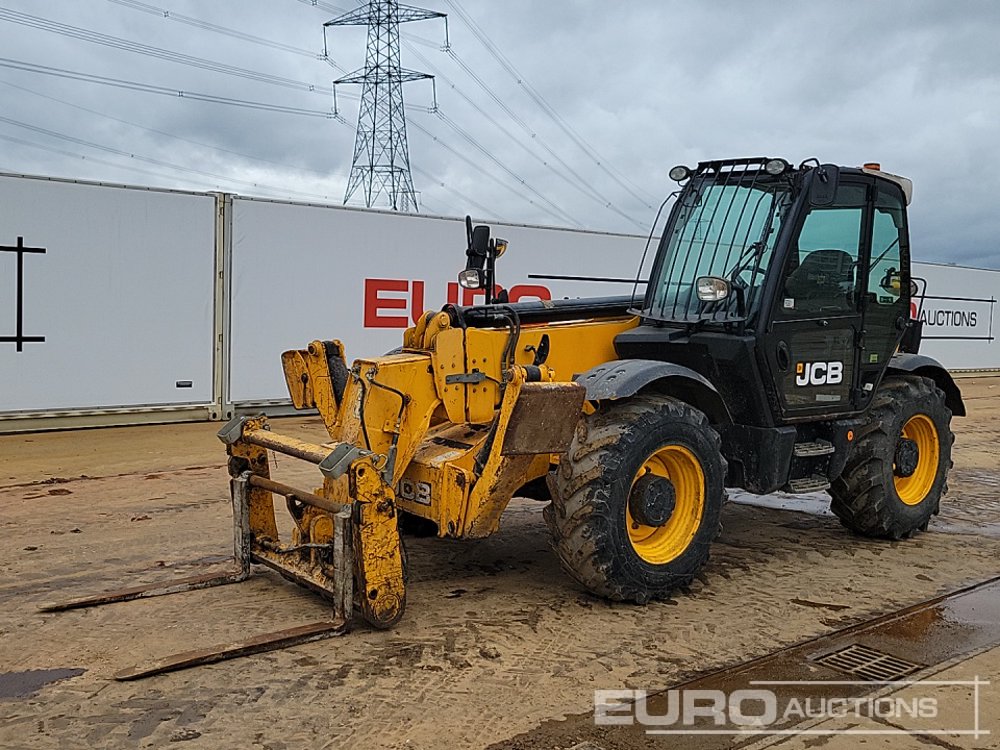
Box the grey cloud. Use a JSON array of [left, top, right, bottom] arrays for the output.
[[0, 0, 996, 267]]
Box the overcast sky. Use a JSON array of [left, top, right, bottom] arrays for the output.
[[0, 0, 998, 268]]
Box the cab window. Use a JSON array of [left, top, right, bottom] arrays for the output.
[[866, 185, 907, 311], [779, 184, 866, 316]]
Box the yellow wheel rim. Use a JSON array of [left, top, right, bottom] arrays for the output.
[[894, 414, 939, 506], [626, 444, 705, 565]]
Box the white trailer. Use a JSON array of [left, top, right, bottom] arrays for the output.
[[1, 172, 996, 431]]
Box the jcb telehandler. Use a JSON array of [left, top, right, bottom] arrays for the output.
[[47, 157, 964, 679]]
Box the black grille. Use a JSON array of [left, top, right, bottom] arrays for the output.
[[813, 643, 923, 681]]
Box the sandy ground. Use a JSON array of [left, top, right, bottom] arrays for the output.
[[765, 645, 998, 750], [0, 374, 998, 749]]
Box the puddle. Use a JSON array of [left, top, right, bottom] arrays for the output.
[[730, 479, 1000, 538], [0, 668, 85, 699], [490, 575, 1000, 750]]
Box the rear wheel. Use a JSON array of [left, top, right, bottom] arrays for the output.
[[544, 394, 726, 603], [830, 376, 953, 539]]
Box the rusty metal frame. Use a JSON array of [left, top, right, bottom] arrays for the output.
[[40, 472, 352, 681]]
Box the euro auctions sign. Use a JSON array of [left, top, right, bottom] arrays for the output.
[[363, 278, 552, 328], [910, 261, 997, 368], [915, 299, 991, 339]]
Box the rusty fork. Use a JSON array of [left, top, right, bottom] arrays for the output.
[[39, 470, 352, 681]]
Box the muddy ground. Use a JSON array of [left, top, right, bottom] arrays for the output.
[[0, 374, 998, 749]]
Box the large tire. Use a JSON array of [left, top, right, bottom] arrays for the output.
[[830, 375, 953, 540], [544, 394, 726, 603]]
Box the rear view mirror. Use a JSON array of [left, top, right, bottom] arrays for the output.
[[879, 267, 901, 293], [470, 224, 491, 256], [459, 217, 508, 302], [464, 222, 491, 280], [808, 164, 840, 206]]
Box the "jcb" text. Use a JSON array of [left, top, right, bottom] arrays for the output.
[[795, 361, 844, 386]]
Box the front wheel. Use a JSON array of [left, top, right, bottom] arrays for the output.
[[830, 375, 954, 539], [544, 394, 726, 603]]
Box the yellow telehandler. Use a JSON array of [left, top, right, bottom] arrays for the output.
[[46, 157, 964, 679]]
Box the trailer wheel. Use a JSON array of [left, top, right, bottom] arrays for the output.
[[830, 376, 953, 539], [544, 394, 726, 603]]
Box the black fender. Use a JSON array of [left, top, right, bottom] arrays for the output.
[[575, 359, 731, 425], [887, 353, 965, 417]]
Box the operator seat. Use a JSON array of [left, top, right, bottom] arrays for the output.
[[783, 248, 855, 311]]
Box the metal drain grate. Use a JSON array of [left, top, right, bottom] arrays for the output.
[[813, 644, 923, 681]]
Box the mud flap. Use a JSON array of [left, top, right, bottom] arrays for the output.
[[501, 381, 586, 456]]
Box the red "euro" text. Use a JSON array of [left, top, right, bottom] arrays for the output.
[[364, 279, 551, 328]]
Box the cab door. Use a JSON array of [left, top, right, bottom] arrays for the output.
[[762, 180, 872, 419], [854, 180, 911, 408]]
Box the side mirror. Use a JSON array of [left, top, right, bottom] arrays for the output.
[[461, 222, 491, 289], [879, 267, 900, 293], [470, 224, 491, 256], [458, 218, 508, 298], [696, 276, 730, 302], [808, 164, 840, 206], [878, 268, 917, 298]]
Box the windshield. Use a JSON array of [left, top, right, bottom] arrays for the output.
[[643, 172, 793, 323]]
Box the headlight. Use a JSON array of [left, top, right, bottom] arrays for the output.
[[696, 276, 730, 302], [669, 165, 692, 182], [764, 158, 789, 175], [458, 268, 484, 289]]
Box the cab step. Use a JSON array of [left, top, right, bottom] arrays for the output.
[[793, 439, 835, 457], [786, 475, 831, 494]]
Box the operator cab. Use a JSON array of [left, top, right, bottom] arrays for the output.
[[618, 157, 917, 427]]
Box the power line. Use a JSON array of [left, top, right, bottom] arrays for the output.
[[295, 0, 350, 16], [0, 57, 338, 117], [405, 114, 578, 227], [443, 0, 654, 204], [2, 2, 595, 225], [404, 41, 645, 229], [106, 0, 327, 60], [432, 109, 581, 227], [295, 0, 446, 53], [0, 131, 341, 203], [1, 101, 509, 222], [298, 0, 587, 224], [107, 0, 348, 75], [410, 163, 505, 221], [1, 59, 496, 220], [0, 131, 217, 186], [0, 6, 334, 95], [318, 111, 516, 221], [440, 44, 649, 223], [0, 77, 352, 182], [442, 0, 658, 208], [0, 114, 345, 202]]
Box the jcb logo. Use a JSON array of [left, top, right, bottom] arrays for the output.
[[796, 361, 844, 386]]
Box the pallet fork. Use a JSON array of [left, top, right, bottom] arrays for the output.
[[39, 415, 403, 681]]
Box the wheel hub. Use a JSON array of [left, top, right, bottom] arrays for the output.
[[894, 437, 920, 478], [628, 474, 676, 528]]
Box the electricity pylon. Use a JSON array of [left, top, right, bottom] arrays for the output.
[[325, 1, 445, 211]]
